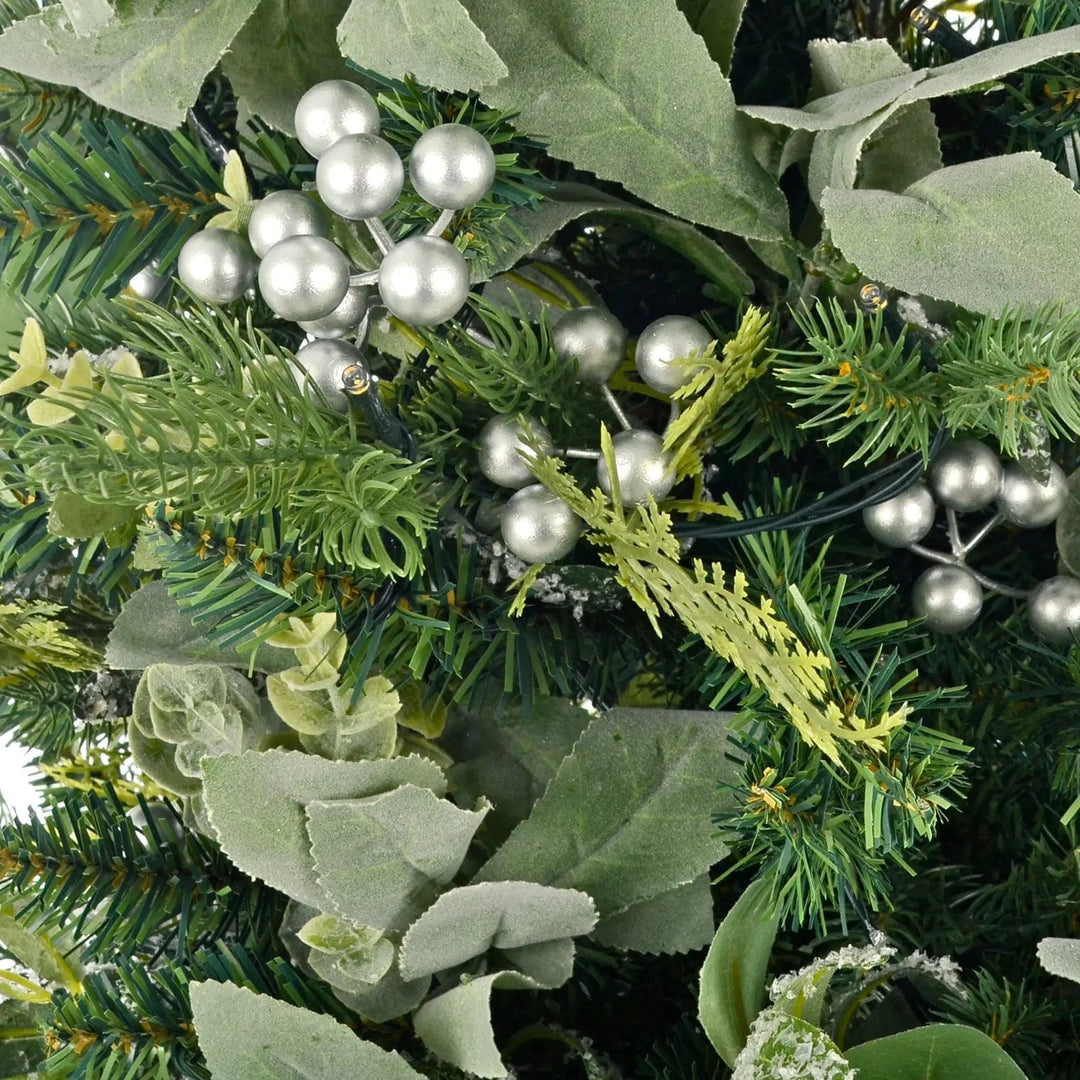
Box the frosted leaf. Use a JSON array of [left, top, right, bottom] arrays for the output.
[[1037, 937, 1080, 984], [732, 1010, 854, 1080], [770, 940, 896, 1003]]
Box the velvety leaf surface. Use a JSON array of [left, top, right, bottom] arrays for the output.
[[1055, 468, 1080, 578], [843, 1025, 1028, 1079], [676, 0, 748, 75], [590, 874, 714, 955], [472, 708, 737, 916], [822, 153, 1080, 315], [338, 0, 506, 92], [1037, 937, 1080, 984], [460, 0, 789, 240]]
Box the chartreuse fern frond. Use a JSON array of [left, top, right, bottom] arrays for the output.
[[520, 429, 907, 764], [663, 305, 774, 481], [777, 299, 944, 465]]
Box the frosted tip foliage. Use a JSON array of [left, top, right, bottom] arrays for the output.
[[294, 80, 381, 159], [316, 134, 405, 221], [377, 236, 470, 326], [247, 191, 329, 259], [409, 124, 497, 210], [177, 230, 257, 304], [501, 484, 582, 563], [553, 306, 627, 384], [258, 235, 351, 322]]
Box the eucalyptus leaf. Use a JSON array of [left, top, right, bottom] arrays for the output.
[[127, 717, 202, 796], [698, 875, 779, 1068], [0, 905, 83, 991], [590, 874, 714, 955], [472, 708, 738, 916], [676, 0, 747, 75], [223, 0, 354, 133], [47, 492, 140, 541], [106, 581, 292, 674], [412, 970, 543, 1079], [0, 0, 261, 128], [332, 958, 432, 1023], [307, 785, 488, 931], [459, 0, 789, 240], [189, 980, 424, 1080], [201, 750, 447, 908], [398, 880, 597, 981], [822, 153, 1080, 316], [1037, 937, 1080, 984], [337, 0, 506, 93], [843, 1024, 1028, 1079], [265, 677, 336, 735], [473, 181, 753, 301]]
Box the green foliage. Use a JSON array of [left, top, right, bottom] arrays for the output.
[[844, 1025, 1028, 1080]]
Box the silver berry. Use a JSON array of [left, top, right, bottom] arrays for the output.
[[409, 124, 496, 210], [553, 307, 627, 384], [996, 461, 1067, 528], [862, 482, 936, 547], [911, 565, 983, 634], [1027, 575, 1080, 645], [316, 134, 404, 220], [247, 191, 330, 258], [297, 283, 370, 339], [294, 80, 380, 159], [597, 429, 675, 506], [927, 440, 1003, 512], [501, 483, 582, 563], [634, 315, 712, 396], [258, 235, 350, 322], [126, 259, 168, 300], [477, 415, 554, 489], [177, 230, 258, 304], [293, 338, 363, 414], [377, 236, 470, 326]]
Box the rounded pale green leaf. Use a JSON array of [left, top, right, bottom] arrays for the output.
[[47, 492, 140, 541], [843, 1024, 1028, 1079], [266, 674, 337, 734]]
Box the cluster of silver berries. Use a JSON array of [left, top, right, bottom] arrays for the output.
[[862, 438, 1079, 642], [479, 306, 713, 564], [176, 79, 496, 410]]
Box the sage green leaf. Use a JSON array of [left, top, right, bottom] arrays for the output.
[[412, 970, 542, 1079], [223, 0, 354, 133], [591, 874, 714, 955], [698, 876, 779, 1068], [0, 1, 261, 128], [338, 0, 506, 93], [0, 905, 83, 991], [474, 181, 753, 301], [676, 0, 747, 75], [500, 937, 576, 988], [1037, 937, 1080, 984], [127, 717, 202, 796], [201, 750, 446, 908], [472, 708, 738, 916], [307, 786, 488, 931], [459, 0, 789, 240], [741, 25, 1080, 131], [299, 711, 398, 761], [736, 1013, 853, 1080], [822, 153, 1080, 316], [843, 1024, 1027, 1079], [333, 959, 431, 1023], [1055, 469, 1080, 578], [0, 1000, 48, 1079], [266, 677, 336, 734], [189, 980, 424, 1080], [300, 919, 396, 987], [47, 492, 139, 541], [297, 913, 366, 954], [60, 0, 114, 36], [855, 102, 942, 195], [398, 881, 597, 980], [444, 693, 590, 847], [106, 581, 292, 674]]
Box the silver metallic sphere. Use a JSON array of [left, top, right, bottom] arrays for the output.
[[293, 338, 364, 414], [597, 429, 675, 506], [996, 461, 1068, 528], [477, 415, 554, 489], [862, 482, 936, 547], [408, 124, 496, 210], [377, 236, 470, 326], [258, 235, 350, 322], [294, 80, 380, 159], [247, 191, 329, 258], [126, 259, 168, 300], [927, 440, 1003, 512], [501, 484, 582, 563], [553, 307, 627, 384], [1027, 575, 1080, 645], [177, 230, 258, 303], [316, 134, 404, 220], [634, 315, 713, 396], [911, 565, 983, 634], [297, 283, 370, 339]]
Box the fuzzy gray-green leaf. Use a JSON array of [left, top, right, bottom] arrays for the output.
[[676, 0, 748, 75], [591, 874, 714, 955], [460, 0, 789, 240], [1037, 937, 1080, 985]]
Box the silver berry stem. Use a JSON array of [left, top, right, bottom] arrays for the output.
[[958, 511, 1005, 556], [906, 542, 1029, 599], [666, 400, 681, 434], [364, 217, 396, 255], [600, 384, 634, 432], [426, 208, 456, 237], [557, 447, 603, 460], [945, 508, 963, 554], [464, 326, 497, 350], [349, 269, 381, 286]]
